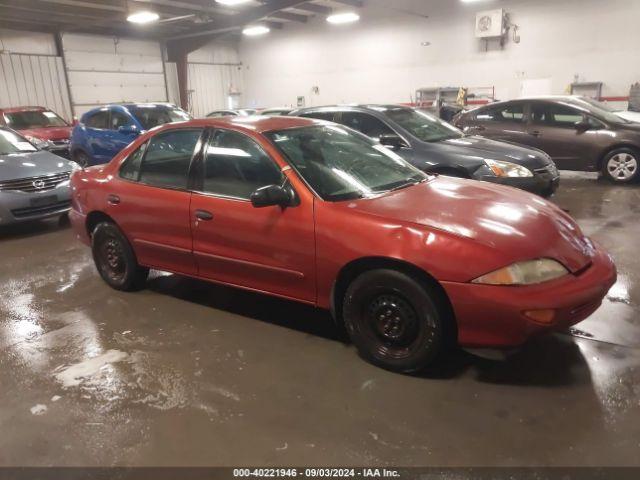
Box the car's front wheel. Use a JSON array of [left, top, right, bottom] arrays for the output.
[[342, 269, 449, 373], [73, 150, 90, 168], [602, 148, 639, 184], [92, 221, 148, 291]]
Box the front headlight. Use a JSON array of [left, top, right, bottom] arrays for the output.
[[68, 160, 82, 172], [485, 159, 533, 178], [25, 135, 52, 149], [472, 259, 569, 285]]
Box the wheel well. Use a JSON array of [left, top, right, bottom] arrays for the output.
[[331, 257, 458, 342], [86, 211, 115, 237], [597, 144, 640, 170]]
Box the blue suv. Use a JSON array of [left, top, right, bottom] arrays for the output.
[[70, 103, 191, 166]]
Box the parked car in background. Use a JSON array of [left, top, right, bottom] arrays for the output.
[[0, 106, 72, 159], [1, 127, 78, 225], [69, 116, 616, 373], [259, 107, 294, 116], [454, 96, 640, 183], [616, 110, 640, 123], [206, 109, 257, 118], [291, 105, 559, 197], [70, 103, 191, 166]]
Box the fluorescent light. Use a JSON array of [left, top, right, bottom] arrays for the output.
[[327, 12, 360, 24], [216, 0, 252, 5], [127, 10, 160, 24], [243, 25, 270, 36]]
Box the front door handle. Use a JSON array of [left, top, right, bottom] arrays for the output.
[[529, 130, 542, 137], [107, 194, 120, 205], [195, 210, 214, 221]]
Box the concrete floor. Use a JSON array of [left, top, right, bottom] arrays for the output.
[[1, 173, 639, 467]]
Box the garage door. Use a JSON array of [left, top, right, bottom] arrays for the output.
[[188, 62, 244, 118], [0, 53, 73, 122], [61, 33, 168, 118]]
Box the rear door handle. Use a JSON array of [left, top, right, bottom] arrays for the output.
[[107, 194, 120, 205], [530, 130, 542, 137], [195, 210, 214, 221]]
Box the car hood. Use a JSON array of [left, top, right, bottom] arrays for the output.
[[346, 177, 593, 273], [0, 150, 72, 181], [419, 135, 553, 170], [17, 126, 73, 141]]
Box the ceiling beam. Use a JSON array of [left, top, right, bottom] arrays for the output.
[[293, 2, 332, 15], [36, 0, 124, 13], [168, 0, 308, 40], [268, 10, 308, 22]]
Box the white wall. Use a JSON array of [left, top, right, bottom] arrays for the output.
[[0, 28, 56, 56], [240, 0, 640, 108], [187, 41, 244, 117], [61, 33, 168, 117]]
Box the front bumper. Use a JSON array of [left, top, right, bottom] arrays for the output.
[[0, 183, 72, 225], [441, 243, 617, 348], [474, 165, 560, 198]]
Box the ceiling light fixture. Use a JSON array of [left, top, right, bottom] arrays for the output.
[[127, 10, 160, 24], [327, 12, 361, 25], [242, 25, 271, 36]]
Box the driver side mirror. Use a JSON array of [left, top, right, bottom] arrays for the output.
[[575, 120, 592, 132], [250, 185, 294, 209], [118, 125, 139, 135], [379, 133, 407, 150]]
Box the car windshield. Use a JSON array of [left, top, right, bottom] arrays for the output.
[[267, 125, 428, 202], [568, 98, 629, 124], [4, 110, 68, 129], [128, 106, 191, 130], [382, 108, 463, 142], [0, 128, 39, 155]]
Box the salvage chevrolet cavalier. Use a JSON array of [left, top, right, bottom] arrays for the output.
[[69, 117, 617, 373]]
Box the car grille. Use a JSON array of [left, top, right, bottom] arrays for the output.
[[0, 172, 71, 193], [11, 200, 71, 219]]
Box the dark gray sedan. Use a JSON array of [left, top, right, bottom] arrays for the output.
[[0, 127, 77, 226], [291, 105, 559, 197]]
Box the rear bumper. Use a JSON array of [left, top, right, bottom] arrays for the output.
[[441, 243, 617, 348], [0, 185, 71, 225], [69, 209, 91, 246]]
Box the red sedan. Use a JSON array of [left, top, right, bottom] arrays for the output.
[[0, 106, 72, 158], [69, 116, 617, 373]]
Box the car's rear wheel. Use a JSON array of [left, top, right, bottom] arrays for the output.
[[73, 150, 90, 168], [602, 148, 639, 184], [92, 221, 148, 291], [342, 269, 447, 373]]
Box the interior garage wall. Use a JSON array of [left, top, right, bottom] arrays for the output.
[[239, 0, 640, 108], [60, 33, 168, 118], [187, 41, 243, 117], [0, 28, 73, 122]]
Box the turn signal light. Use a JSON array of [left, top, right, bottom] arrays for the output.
[[523, 309, 556, 325]]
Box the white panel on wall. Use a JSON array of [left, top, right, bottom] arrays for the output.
[[165, 62, 180, 106], [61, 33, 168, 117], [0, 28, 56, 56], [188, 62, 244, 118], [0, 53, 73, 122]]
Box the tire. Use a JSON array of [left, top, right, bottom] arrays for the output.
[[602, 148, 640, 184], [73, 150, 90, 168], [91, 221, 148, 291], [343, 269, 448, 373]]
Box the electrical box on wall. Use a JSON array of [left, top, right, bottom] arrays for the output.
[[475, 9, 506, 38]]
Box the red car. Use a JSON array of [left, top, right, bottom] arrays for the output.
[[0, 106, 72, 158], [69, 116, 617, 373]]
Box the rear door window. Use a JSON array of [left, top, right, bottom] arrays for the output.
[[298, 111, 337, 122], [339, 112, 395, 139], [137, 129, 204, 189], [476, 104, 525, 123]]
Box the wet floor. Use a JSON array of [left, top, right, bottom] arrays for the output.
[[1, 173, 639, 467]]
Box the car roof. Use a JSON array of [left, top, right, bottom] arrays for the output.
[[474, 95, 591, 109], [294, 104, 412, 114], [149, 115, 325, 134], [0, 106, 49, 113]]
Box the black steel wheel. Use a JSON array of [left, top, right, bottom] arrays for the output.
[[92, 221, 148, 291], [343, 269, 449, 373]]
